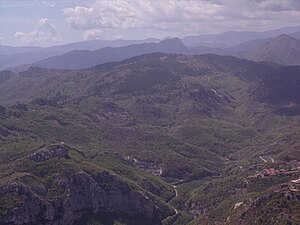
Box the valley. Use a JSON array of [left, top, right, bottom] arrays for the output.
[[2, 1, 300, 223], [0, 53, 299, 224]]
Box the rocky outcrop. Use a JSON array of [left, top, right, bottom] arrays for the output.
[[0, 171, 167, 225], [28, 143, 69, 162], [0, 182, 45, 225]]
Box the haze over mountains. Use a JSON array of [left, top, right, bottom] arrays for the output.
[[1, 25, 300, 71], [181, 25, 300, 48], [31, 33, 300, 69], [0, 38, 160, 71], [32, 38, 188, 70]]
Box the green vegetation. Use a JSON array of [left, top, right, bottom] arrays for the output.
[[0, 53, 299, 224]]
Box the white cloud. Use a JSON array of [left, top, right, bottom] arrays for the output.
[[83, 29, 125, 40], [39, 18, 57, 35], [63, 0, 300, 38], [64, 0, 221, 36], [14, 18, 57, 44], [64, 0, 222, 31], [41, 1, 56, 8], [252, 0, 300, 11], [83, 29, 103, 40]]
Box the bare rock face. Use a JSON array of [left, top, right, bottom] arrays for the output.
[[28, 143, 69, 162], [0, 182, 44, 225], [0, 171, 166, 225]]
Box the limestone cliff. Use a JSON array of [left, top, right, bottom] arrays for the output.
[[0, 144, 171, 225], [0, 171, 168, 225]]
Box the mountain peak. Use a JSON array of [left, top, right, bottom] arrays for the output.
[[250, 33, 300, 66], [159, 38, 186, 46], [158, 38, 188, 52], [274, 34, 300, 43], [160, 37, 182, 43]]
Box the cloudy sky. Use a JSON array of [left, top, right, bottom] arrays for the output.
[[1, 0, 300, 46]]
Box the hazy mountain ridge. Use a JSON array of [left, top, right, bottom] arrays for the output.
[[248, 34, 300, 66], [182, 25, 300, 48], [25, 34, 300, 70], [32, 38, 188, 70], [2, 26, 300, 71], [0, 38, 160, 71]]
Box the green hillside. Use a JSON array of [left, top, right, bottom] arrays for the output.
[[0, 53, 299, 225]]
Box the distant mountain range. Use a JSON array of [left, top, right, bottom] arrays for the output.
[[0, 38, 160, 70], [182, 25, 300, 48], [188, 33, 300, 66], [32, 38, 188, 70], [248, 34, 300, 66], [0, 38, 161, 55], [1, 26, 300, 71], [31, 34, 300, 69]]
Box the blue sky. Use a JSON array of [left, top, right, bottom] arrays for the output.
[[1, 0, 300, 47], [0, 0, 94, 46]]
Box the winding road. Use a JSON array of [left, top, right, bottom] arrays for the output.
[[259, 156, 267, 163], [162, 183, 180, 223]]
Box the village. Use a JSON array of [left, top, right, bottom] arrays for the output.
[[248, 159, 300, 193]]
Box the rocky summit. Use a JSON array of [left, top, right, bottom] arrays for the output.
[[28, 143, 69, 162]]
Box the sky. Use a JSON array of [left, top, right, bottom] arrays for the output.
[[1, 0, 300, 47]]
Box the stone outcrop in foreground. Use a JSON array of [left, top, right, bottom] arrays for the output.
[[0, 171, 167, 225]]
